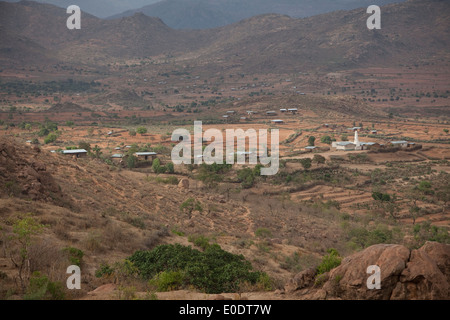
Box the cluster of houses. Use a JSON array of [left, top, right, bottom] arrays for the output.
[[222, 108, 299, 125], [329, 130, 416, 152], [58, 145, 158, 164]]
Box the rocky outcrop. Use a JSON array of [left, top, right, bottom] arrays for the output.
[[287, 242, 450, 300], [0, 137, 63, 202]]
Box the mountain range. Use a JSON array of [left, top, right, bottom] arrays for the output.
[[0, 0, 449, 74], [109, 0, 406, 29]]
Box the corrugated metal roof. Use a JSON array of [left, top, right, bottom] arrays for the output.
[[62, 149, 87, 154], [111, 154, 123, 158], [337, 142, 355, 146], [135, 152, 157, 156], [391, 140, 408, 144]]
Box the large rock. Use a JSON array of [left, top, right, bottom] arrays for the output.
[[391, 242, 450, 300], [287, 242, 450, 300], [285, 267, 316, 293], [323, 244, 410, 299]]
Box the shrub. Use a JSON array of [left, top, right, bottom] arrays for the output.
[[300, 158, 312, 170], [316, 249, 341, 276], [413, 221, 450, 246], [308, 136, 316, 146], [180, 198, 203, 216], [44, 133, 57, 144], [188, 234, 210, 250], [129, 129, 136, 136], [136, 127, 147, 135], [149, 271, 185, 292], [127, 155, 137, 169], [63, 247, 84, 267], [255, 228, 272, 238], [320, 136, 332, 145], [152, 158, 166, 173], [237, 168, 255, 188], [23, 271, 65, 300], [166, 162, 175, 173], [128, 244, 263, 294]]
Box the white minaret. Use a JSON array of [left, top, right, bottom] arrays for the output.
[[354, 130, 361, 149]]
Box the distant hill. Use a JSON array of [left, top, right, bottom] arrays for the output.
[[0, 0, 449, 73], [2, 0, 161, 18], [109, 0, 406, 29]]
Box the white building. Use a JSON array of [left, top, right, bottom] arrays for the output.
[[332, 141, 356, 151]]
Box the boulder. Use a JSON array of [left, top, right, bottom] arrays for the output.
[[391, 242, 450, 300], [287, 243, 450, 300], [285, 267, 316, 293]]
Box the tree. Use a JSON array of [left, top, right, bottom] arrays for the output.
[[320, 135, 332, 145], [127, 155, 137, 169], [92, 145, 102, 158], [6, 214, 45, 290], [300, 158, 312, 170], [166, 162, 174, 174], [129, 129, 136, 136], [136, 127, 147, 135], [308, 136, 316, 146]]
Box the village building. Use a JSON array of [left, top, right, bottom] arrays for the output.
[[280, 108, 287, 113], [390, 140, 409, 148], [271, 119, 284, 124], [110, 153, 124, 163], [62, 149, 88, 158], [266, 111, 277, 116], [304, 146, 318, 152], [287, 108, 298, 114], [134, 152, 157, 161], [332, 141, 356, 151]]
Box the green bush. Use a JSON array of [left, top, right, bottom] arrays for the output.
[[320, 136, 332, 145], [316, 249, 341, 276], [24, 272, 65, 300], [180, 198, 203, 216], [149, 271, 185, 292], [136, 127, 147, 135], [63, 247, 84, 266], [188, 234, 210, 250], [128, 244, 263, 294], [127, 155, 137, 169], [166, 162, 175, 173], [413, 221, 450, 246], [255, 228, 272, 238], [237, 168, 255, 188], [347, 225, 393, 249], [44, 133, 57, 144]]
